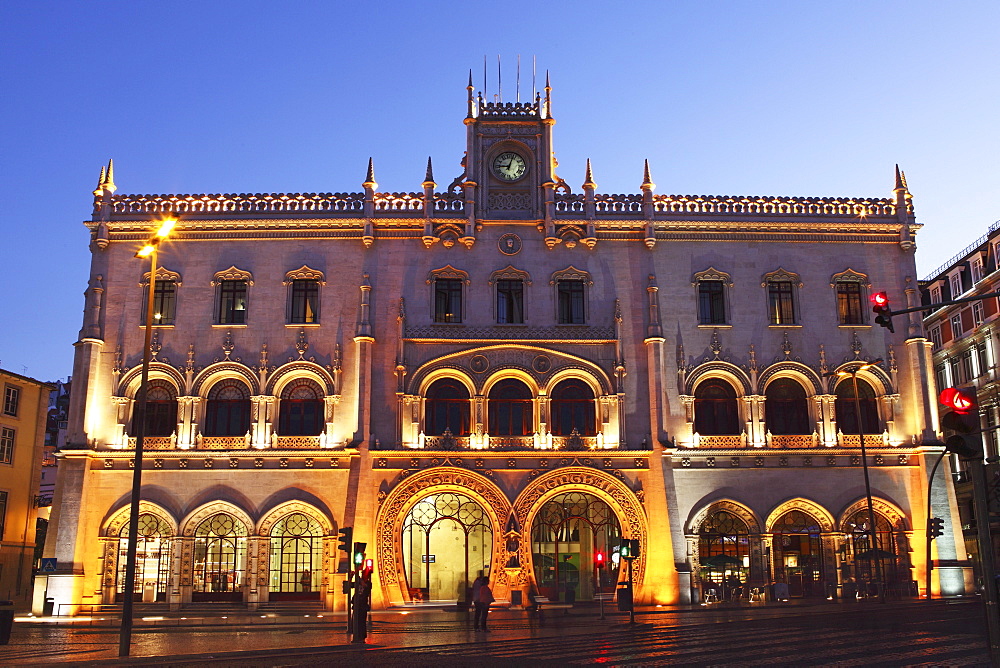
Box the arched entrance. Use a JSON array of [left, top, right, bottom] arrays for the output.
[[192, 512, 248, 602], [771, 509, 826, 598], [401, 492, 493, 603], [268, 512, 323, 601], [697, 509, 752, 599], [115, 513, 173, 602], [530, 491, 621, 602], [842, 509, 912, 597], [374, 468, 510, 607]]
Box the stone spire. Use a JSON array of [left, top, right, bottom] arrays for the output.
[[423, 156, 435, 188], [583, 159, 597, 191], [363, 157, 377, 190], [93, 165, 106, 197], [104, 158, 116, 193], [641, 159, 655, 191], [466, 70, 475, 118]]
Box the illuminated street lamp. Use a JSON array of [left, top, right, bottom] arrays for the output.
[[825, 359, 885, 603], [119, 217, 175, 657]]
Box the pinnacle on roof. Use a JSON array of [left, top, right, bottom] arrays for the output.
[[93, 165, 106, 196], [894, 164, 904, 191], [104, 158, 116, 193], [583, 159, 597, 190], [363, 157, 377, 190], [423, 157, 435, 186], [641, 159, 655, 191]]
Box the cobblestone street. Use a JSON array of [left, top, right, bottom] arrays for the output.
[[0, 599, 992, 666]]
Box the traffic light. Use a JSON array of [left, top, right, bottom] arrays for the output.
[[595, 550, 606, 569], [871, 292, 894, 332], [619, 538, 640, 560], [353, 541, 367, 569], [337, 527, 353, 556], [363, 558, 374, 579], [929, 517, 945, 539], [939, 387, 982, 459]]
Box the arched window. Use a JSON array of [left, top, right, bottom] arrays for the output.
[[278, 380, 323, 436], [843, 510, 910, 594], [115, 513, 172, 602], [771, 510, 825, 598], [835, 377, 880, 435], [488, 379, 533, 436], [764, 378, 811, 435], [550, 379, 596, 436], [132, 379, 178, 437], [269, 512, 323, 599], [698, 510, 753, 587], [204, 379, 251, 437], [193, 512, 248, 601], [425, 379, 471, 436], [694, 379, 740, 436]]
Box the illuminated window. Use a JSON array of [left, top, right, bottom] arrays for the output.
[[218, 281, 248, 324], [434, 279, 463, 323], [289, 280, 320, 324], [142, 280, 177, 325], [763, 269, 800, 325]]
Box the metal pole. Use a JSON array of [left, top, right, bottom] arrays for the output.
[[118, 246, 157, 657], [851, 369, 885, 603], [967, 455, 1000, 664], [925, 449, 947, 600], [628, 557, 635, 624], [597, 563, 604, 620]]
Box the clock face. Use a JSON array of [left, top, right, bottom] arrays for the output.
[[492, 152, 527, 182]]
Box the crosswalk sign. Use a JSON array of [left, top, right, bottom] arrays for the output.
[[40, 558, 57, 572]]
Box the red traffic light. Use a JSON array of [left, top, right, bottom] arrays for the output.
[[939, 387, 975, 413], [595, 551, 606, 569], [870, 292, 889, 307]]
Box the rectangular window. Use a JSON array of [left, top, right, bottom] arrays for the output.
[[951, 314, 964, 339], [929, 326, 942, 350], [218, 280, 248, 324], [951, 274, 963, 297], [986, 407, 1000, 460], [496, 279, 524, 324], [0, 426, 12, 464], [973, 301, 985, 326], [767, 281, 796, 325], [935, 363, 948, 393], [557, 280, 586, 324], [698, 281, 726, 325], [950, 357, 963, 385], [973, 258, 984, 283], [143, 280, 176, 325], [0, 490, 6, 540], [931, 286, 942, 304], [836, 282, 864, 325], [2, 386, 18, 417], [961, 349, 975, 383], [434, 279, 463, 323], [289, 279, 319, 324], [977, 341, 990, 377]]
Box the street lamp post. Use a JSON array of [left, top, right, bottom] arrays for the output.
[[828, 359, 885, 604], [118, 218, 175, 657]]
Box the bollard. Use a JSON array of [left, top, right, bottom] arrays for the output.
[[0, 600, 14, 645]]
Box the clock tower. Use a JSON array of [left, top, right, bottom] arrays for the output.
[[462, 71, 558, 224]]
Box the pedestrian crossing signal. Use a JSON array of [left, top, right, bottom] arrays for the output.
[[619, 538, 640, 560], [929, 517, 944, 539], [595, 551, 606, 569]]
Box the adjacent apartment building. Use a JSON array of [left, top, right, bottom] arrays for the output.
[[0, 368, 51, 608]]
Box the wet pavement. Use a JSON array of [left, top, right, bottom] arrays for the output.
[[0, 598, 992, 666]]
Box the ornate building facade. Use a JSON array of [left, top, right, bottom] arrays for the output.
[[40, 75, 967, 614]]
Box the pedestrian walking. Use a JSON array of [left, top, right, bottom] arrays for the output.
[[475, 576, 495, 632]]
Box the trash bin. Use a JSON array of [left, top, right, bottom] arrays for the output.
[[0, 600, 14, 645], [42, 598, 54, 616], [616, 583, 633, 612], [564, 586, 576, 605]]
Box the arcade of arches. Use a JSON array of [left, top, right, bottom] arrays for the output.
[[690, 500, 913, 600]]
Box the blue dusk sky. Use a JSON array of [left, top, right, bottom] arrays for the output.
[[0, 1, 997, 382]]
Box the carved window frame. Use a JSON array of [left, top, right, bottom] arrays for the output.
[[830, 269, 870, 327], [490, 266, 531, 325], [692, 267, 733, 327], [427, 265, 470, 324], [212, 267, 253, 326], [551, 266, 592, 325], [761, 268, 802, 326], [284, 266, 325, 326]]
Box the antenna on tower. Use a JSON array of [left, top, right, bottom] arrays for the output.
[[483, 55, 487, 102], [497, 54, 502, 103], [516, 54, 521, 103], [532, 56, 537, 100]]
